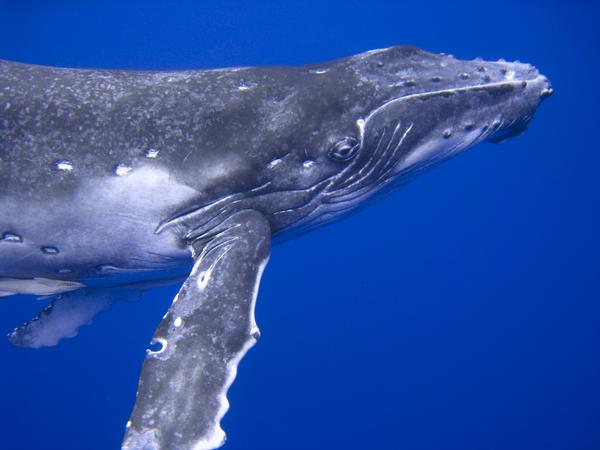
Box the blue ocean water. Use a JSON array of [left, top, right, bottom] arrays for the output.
[[0, 1, 599, 449]]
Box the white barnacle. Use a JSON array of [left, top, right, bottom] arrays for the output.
[[303, 160, 315, 169], [238, 85, 252, 92], [174, 317, 183, 327]]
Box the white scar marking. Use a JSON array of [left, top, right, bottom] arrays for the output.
[[147, 337, 168, 355], [357, 119, 366, 140], [362, 46, 393, 56]]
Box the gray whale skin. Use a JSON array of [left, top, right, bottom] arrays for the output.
[[0, 46, 552, 450]]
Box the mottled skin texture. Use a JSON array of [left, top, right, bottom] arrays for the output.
[[0, 47, 549, 280], [0, 46, 551, 449]]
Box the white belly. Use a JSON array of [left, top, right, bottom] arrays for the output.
[[0, 166, 198, 291]]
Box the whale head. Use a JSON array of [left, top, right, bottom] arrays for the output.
[[267, 46, 552, 237]]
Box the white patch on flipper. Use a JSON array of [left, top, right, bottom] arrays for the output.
[[0, 277, 84, 297], [198, 253, 269, 450], [122, 429, 159, 450], [192, 428, 226, 450], [147, 337, 168, 355]]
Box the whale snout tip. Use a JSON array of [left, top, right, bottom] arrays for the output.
[[489, 58, 553, 101], [484, 69, 552, 145], [540, 78, 554, 100], [527, 66, 553, 101], [540, 87, 554, 99]]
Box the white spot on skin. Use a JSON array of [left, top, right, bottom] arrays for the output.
[[1, 232, 22, 242], [238, 85, 252, 92], [303, 160, 315, 169], [114, 164, 133, 176], [96, 264, 122, 272], [198, 271, 209, 288], [267, 158, 282, 169], [144, 148, 159, 159], [54, 160, 74, 172], [174, 317, 182, 327], [309, 68, 329, 75]]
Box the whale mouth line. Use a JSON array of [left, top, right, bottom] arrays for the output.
[[362, 75, 551, 127]]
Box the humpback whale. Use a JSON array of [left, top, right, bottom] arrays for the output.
[[0, 46, 552, 450]]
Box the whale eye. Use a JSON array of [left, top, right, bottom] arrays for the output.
[[329, 137, 359, 161]]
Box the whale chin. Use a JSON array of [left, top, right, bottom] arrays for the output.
[[486, 119, 532, 144]]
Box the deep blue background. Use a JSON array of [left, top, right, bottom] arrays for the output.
[[0, 1, 599, 449]]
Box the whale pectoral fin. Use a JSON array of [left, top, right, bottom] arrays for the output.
[[8, 287, 118, 348], [123, 209, 271, 450]]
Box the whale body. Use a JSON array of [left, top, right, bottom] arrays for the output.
[[0, 46, 552, 449]]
